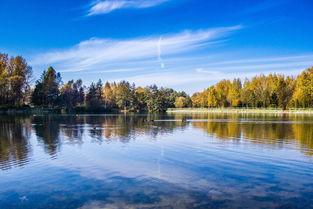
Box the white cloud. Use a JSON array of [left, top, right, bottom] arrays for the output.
[[28, 24, 313, 94], [197, 61, 313, 72], [113, 67, 305, 90], [157, 36, 165, 69], [87, 0, 169, 16], [110, 53, 312, 92], [30, 26, 241, 72]]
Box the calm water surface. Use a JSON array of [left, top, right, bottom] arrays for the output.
[[0, 113, 313, 209]]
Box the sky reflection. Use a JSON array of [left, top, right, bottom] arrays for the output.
[[0, 114, 313, 209]]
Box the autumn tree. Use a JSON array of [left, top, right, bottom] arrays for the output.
[[293, 67, 313, 107], [241, 79, 256, 107], [135, 87, 148, 110], [228, 78, 242, 107], [276, 75, 295, 110], [7, 56, 32, 105], [0, 54, 9, 105], [191, 92, 202, 107], [0, 54, 32, 106], [207, 86, 218, 107], [251, 75, 271, 107], [1, 51, 310, 113], [174, 97, 187, 108], [215, 79, 231, 107], [103, 82, 114, 108]]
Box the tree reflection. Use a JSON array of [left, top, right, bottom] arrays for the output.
[[85, 114, 189, 142], [292, 122, 313, 156], [33, 115, 61, 157], [188, 113, 313, 155], [0, 114, 312, 171], [0, 116, 32, 170]]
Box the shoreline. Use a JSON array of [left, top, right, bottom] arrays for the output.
[[167, 108, 313, 114], [1, 107, 313, 115]]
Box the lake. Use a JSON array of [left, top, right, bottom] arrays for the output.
[[0, 113, 313, 209]]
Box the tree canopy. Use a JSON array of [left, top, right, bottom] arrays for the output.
[[0, 52, 312, 112], [191, 68, 313, 109]]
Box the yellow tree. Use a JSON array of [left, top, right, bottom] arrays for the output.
[[228, 78, 242, 107], [135, 87, 148, 109], [251, 75, 271, 108], [103, 82, 114, 108], [7, 56, 32, 105], [0, 54, 9, 104], [207, 86, 218, 107], [241, 79, 256, 107], [174, 96, 187, 108], [276, 76, 295, 110], [215, 79, 231, 107], [293, 67, 313, 107], [191, 92, 202, 107]]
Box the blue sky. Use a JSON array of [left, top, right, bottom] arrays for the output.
[[1, 0, 313, 93]]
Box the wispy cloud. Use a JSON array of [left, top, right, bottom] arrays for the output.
[[114, 67, 305, 92], [196, 60, 313, 72], [157, 36, 165, 69], [87, 0, 169, 16], [30, 26, 241, 72], [112, 54, 312, 93]]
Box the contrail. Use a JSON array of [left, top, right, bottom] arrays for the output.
[[158, 36, 165, 69]]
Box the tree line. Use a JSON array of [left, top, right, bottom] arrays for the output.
[[0, 52, 312, 111], [29, 66, 191, 112], [192, 67, 313, 109]]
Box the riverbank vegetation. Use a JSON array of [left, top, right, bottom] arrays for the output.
[[191, 68, 313, 110], [0, 52, 312, 112], [0, 53, 190, 112]]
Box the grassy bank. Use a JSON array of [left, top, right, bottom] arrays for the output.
[[167, 108, 313, 114]]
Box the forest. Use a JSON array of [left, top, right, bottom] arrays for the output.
[[192, 67, 313, 109], [0, 52, 312, 112]]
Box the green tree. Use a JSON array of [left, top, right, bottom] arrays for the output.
[[145, 85, 166, 112], [43, 67, 62, 107], [31, 81, 45, 106], [76, 79, 85, 106], [59, 79, 84, 109], [114, 81, 135, 111], [86, 82, 100, 106], [31, 67, 61, 107]]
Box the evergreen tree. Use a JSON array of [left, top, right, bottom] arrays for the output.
[[31, 67, 61, 107]]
